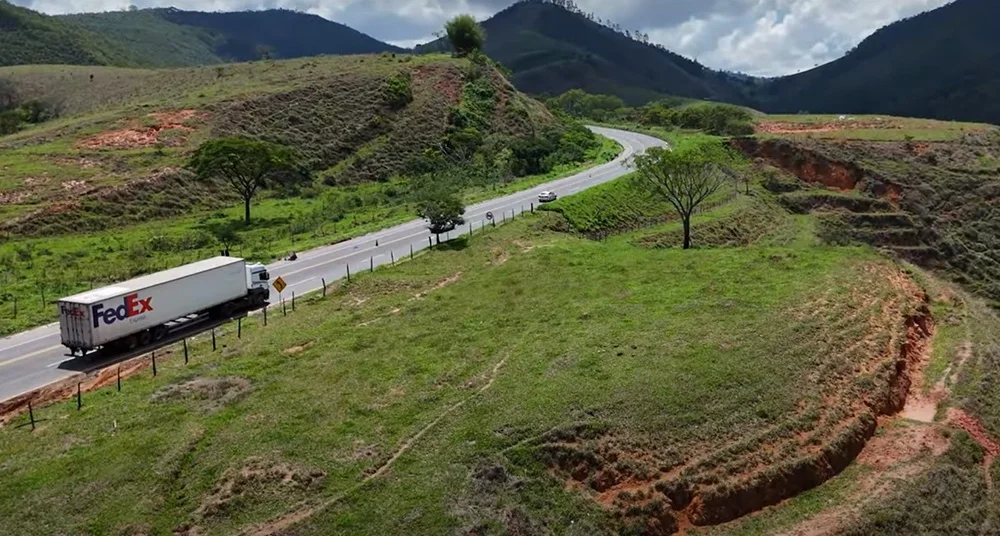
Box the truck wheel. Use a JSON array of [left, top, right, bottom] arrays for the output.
[[152, 326, 167, 342], [139, 330, 153, 347]]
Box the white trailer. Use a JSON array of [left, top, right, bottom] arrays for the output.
[[58, 257, 270, 356]]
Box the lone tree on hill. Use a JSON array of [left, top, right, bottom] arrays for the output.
[[445, 14, 486, 57], [416, 184, 465, 244], [187, 137, 307, 224], [631, 144, 736, 249]]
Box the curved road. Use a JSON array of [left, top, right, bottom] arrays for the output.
[[0, 126, 665, 402]]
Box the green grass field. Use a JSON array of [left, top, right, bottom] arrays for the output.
[[0, 177, 932, 534]]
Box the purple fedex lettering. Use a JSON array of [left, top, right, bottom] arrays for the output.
[[92, 292, 153, 328]]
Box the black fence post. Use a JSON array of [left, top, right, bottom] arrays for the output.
[[238, 317, 242, 338], [12, 296, 16, 318], [531, 202, 534, 213], [152, 351, 157, 376], [263, 306, 268, 326], [76, 383, 82, 410], [212, 329, 217, 351], [117, 366, 122, 391], [322, 278, 327, 297], [410, 244, 414, 260], [469, 222, 472, 236], [28, 400, 35, 430], [292, 292, 296, 311], [184, 338, 189, 363], [347, 264, 351, 283], [391, 251, 395, 266], [282, 298, 287, 316], [428, 236, 433, 249], [503, 213, 506, 223], [370, 256, 373, 272]]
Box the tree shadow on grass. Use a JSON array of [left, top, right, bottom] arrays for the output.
[[436, 236, 470, 252]]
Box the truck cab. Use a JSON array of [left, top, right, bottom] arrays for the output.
[[246, 263, 270, 307]]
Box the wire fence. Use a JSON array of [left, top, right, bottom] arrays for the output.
[[3, 200, 541, 431]]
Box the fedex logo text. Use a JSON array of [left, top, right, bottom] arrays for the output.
[[92, 293, 153, 328]]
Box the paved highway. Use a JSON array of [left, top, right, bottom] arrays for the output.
[[0, 126, 665, 403]]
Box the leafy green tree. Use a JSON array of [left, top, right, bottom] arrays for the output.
[[0, 110, 20, 135], [187, 137, 307, 223], [444, 14, 485, 57], [416, 185, 465, 243], [205, 220, 244, 256], [631, 143, 736, 249]]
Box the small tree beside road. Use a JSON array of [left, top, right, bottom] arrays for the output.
[[445, 15, 486, 57], [416, 185, 465, 244], [631, 144, 736, 249], [187, 137, 307, 224]]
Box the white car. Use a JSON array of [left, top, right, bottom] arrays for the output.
[[538, 191, 558, 203]]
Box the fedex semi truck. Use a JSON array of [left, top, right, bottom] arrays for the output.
[[58, 257, 270, 356]]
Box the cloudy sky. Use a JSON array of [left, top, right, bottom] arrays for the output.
[[15, 0, 955, 76]]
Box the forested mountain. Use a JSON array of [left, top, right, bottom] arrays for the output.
[[1, 4, 401, 68], [0, 1, 132, 66], [3, 0, 1000, 124], [749, 0, 1000, 124], [416, 0, 748, 106]]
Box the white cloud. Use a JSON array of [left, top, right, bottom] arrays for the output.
[[12, 0, 958, 76]]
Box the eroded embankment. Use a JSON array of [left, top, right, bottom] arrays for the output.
[[0, 348, 168, 427], [533, 264, 934, 534], [730, 137, 903, 202]]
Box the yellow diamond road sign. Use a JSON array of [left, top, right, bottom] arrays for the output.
[[272, 276, 287, 293]]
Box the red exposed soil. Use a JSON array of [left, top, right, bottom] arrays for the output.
[[946, 408, 1000, 456], [76, 109, 203, 150], [0, 352, 158, 427], [417, 64, 463, 103], [731, 138, 903, 201], [535, 265, 935, 534]]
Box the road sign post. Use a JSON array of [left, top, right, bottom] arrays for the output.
[[272, 276, 287, 294]]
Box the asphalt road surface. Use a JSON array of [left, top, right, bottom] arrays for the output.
[[0, 126, 665, 403]]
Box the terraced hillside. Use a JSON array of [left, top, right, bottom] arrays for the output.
[[732, 115, 1000, 305]]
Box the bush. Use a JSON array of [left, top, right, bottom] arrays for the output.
[[674, 104, 754, 136], [383, 73, 412, 110], [444, 14, 485, 57]]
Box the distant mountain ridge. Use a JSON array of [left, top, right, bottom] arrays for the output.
[[746, 0, 1000, 124], [2, 0, 1000, 125], [416, 0, 748, 106], [0, 3, 401, 68], [0, 1, 132, 66]]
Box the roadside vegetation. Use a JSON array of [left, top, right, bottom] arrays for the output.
[[0, 17, 620, 335], [8, 125, 993, 535], [0, 166, 925, 535]]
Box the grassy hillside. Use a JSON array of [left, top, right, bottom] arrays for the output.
[[0, 53, 622, 335], [0, 1, 132, 67], [749, 0, 1000, 125], [0, 176, 939, 535], [416, 0, 746, 106], [5, 126, 1000, 534]]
